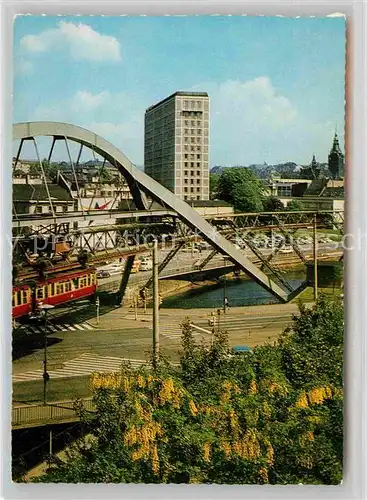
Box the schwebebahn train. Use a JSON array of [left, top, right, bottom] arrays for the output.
[[12, 267, 97, 319]]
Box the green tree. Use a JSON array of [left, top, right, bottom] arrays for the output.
[[287, 199, 305, 211], [41, 159, 59, 181], [100, 169, 113, 182], [33, 297, 343, 485], [209, 173, 220, 200], [263, 196, 284, 212], [216, 168, 265, 212], [77, 250, 89, 268], [29, 164, 41, 176]]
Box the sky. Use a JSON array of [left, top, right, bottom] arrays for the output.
[[13, 15, 346, 167]]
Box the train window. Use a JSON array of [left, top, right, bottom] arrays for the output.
[[56, 283, 65, 295], [48, 283, 55, 296], [79, 277, 87, 288], [12, 292, 17, 307], [21, 290, 28, 304], [65, 281, 72, 292], [36, 287, 45, 299]]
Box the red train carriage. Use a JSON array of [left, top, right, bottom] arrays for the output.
[[12, 285, 32, 319], [12, 268, 97, 319]]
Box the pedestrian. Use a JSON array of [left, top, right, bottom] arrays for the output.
[[224, 296, 229, 312]]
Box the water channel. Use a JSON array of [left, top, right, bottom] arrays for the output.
[[161, 269, 305, 309]]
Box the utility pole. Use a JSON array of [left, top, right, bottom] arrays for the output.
[[143, 288, 147, 314], [49, 428, 53, 462], [313, 213, 318, 301], [134, 294, 138, 320], [223, 257, 227, 313], [39, 304, 54, 406], [43, 328, 48, 406], [152, 239, 160, 369]]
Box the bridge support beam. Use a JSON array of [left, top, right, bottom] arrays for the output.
[[116, 255, 135, 306]]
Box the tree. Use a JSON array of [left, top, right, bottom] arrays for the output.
[[77, 250, 89, 268], [33, 297, 343, 485], [286, 199, 305, 212], [41, 159, 59, 181], [29, 164, 41, 176], [209, 173, 220, 200], [263, 196, 284, 212], [100, 169, 113, 183], [216, 168, 265, 212], [33, 256, 51, 281]]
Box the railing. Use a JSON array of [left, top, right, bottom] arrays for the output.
[[12, 399, 95, 429], [159, 262, 234, 279]]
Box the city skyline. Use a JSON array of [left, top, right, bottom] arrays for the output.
[[14, 15, 345, 166]]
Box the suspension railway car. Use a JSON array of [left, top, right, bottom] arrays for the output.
[[12, 267, 97, 319]]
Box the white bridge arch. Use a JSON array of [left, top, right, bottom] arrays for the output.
[[13, 121, 291, 302]]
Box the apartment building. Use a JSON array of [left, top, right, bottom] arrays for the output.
[[144, 91, 210, 201]]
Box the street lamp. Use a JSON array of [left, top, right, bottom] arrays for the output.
[[38, 304, 55, 405], [223, 257, 228, 313]]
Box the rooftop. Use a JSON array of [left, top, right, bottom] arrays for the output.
[[13, 183, 73, 202], [146, 91, 209, 113]]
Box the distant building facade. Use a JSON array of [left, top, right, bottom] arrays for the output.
[[144, 91, 210, 201]]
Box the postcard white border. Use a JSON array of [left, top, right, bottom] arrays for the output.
[[1, 1, 366, 499]]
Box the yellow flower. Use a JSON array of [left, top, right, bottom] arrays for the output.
[[202, 442, 211, 463], [296, 392, 309, 408], [189, 400, 198, 416], [266, 443, 274, 465], [248, 379, 257, 395], [258, 467, 269, 483], [136, 375, 145, 388], [150, 444, 160, 475], [219, 440, 231, 459]]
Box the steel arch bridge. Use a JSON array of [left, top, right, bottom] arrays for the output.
[[13, 121, 312, 303]]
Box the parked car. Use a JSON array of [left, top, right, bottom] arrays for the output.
[[140, 259, 153, 271], [96, 270, 111, 279], [280, 246, 293, 254], [232, 345, 252, 354]]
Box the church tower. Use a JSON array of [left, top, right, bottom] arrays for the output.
[[310, 154, 320, 179], [328, 133, 344, 179]]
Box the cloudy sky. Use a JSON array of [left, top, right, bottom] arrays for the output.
[[13, 15, 346, 166]]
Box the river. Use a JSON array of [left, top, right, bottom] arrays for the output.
[[161, 269, 305, 309]]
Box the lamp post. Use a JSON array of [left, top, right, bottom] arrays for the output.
[[223, 257, 228, 313], [152, 239, 160, 370], [217, 308, 221, 334], [39, 304, 54, 406], [313, 214, 318, 301], [96, 296, 100, 325]]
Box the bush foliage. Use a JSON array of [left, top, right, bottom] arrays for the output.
[[36, 295, 343, 485]]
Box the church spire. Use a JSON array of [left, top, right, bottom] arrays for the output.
[[328, 132, 344, 179], [331, 132, 342, 155]]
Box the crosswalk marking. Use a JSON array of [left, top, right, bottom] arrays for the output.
[[155, 315, 292, 340], [15, 322, 95, 336], [12, 353, 146, 383], [81, 323, 94, 330]]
